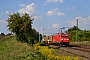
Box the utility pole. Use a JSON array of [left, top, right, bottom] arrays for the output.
[[39, 33, 40, 42], [41, 28, 44, 42], [42, 28, 44, 38], [76, 19, 78, 42]]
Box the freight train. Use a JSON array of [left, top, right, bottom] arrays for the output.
[[42, 32, 70, 46]]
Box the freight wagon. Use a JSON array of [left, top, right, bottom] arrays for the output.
[[42, 35, 53, 44]]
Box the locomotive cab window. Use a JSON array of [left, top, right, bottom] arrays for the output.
[[61, 36, 68, 38]]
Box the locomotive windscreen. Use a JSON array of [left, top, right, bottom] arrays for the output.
[[61, 36, 68, 38]]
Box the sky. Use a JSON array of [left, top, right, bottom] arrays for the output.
[[0, 0, 90, 35]]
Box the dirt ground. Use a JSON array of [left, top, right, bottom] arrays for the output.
[[0, 36, 5, 40]]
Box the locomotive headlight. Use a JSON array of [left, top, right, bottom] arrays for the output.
[[61, 39, 63, 40], [67, 39, 69, 40]]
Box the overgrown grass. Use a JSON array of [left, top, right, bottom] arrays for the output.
[[0, 36, 45, 60], [34, 43, 78, 60], [0, 36, 84, 60]]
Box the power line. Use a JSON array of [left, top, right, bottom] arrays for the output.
[[44, 0, 89, 35], [64, 0, 88, 21], [62, 0, 88, 27]]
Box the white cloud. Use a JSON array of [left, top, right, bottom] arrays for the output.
[[0, 20, 6, 23], [0, 12, 4, 18], [0, 20, 3, 22], [67, 7, 71, 10], [43, 3, 47, 6], [47, 11, 53, 15], [47, 8, 65, 16], [33, 16, 42, 20], [46, 0, 64, 3], [67, 7, 75, 10], [69, 16, 90, 27], [18, 3, 36, 14], [52, 24, 58, 28], [6, 11, 15, 15], [6, 11, 10, 15], [88, 16, 90, 20], [19, 4, 25, 7]]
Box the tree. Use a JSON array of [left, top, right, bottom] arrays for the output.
[[67, 26, 81, 42], [67, 26, 90, 42], [32, 28, 40, 42], [0, 33, 5, 36], [40, 34, 42, 42], [7, 13, 33, 43], [6, 33, 13, 36], [68, 26, 80, 33]]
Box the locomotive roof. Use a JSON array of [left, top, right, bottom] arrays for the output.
[[52, 32, 68, 36]]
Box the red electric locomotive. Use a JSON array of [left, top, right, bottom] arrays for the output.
[[42, 32, 70, 46], [52, 32, 69, 46]]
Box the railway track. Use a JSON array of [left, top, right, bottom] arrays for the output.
[[49, 44, 90, 59], [70, 44, 90, 49], [70, 47, 90, 52]]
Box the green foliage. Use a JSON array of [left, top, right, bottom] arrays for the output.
[[0, 33, 5, 36], [0, 36, 45, 60], [32, 28, 39, 40], [7, 13, 33, 43], [30, 28, 43, 44], [32, 28, 42, 43], [68, 26, 90, 42], [68, 26, 80, 33], [34, 43, 78, 60], [6, 33, 13, 36]]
